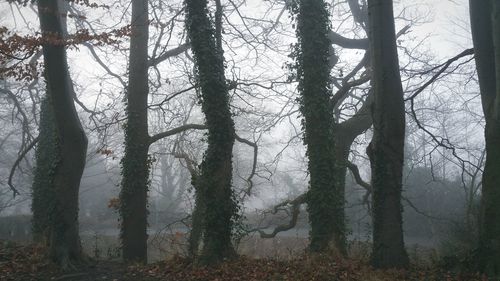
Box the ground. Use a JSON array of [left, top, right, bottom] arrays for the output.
[[0, 240, 487, 281]]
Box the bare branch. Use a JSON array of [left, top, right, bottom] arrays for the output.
[[8, 136, 39, 197], [402, 197, 449, 221], [149, 124, 207, 145], [405, 48, 474, 102], [336, 89, 373, 142], [254, 193, 307, 238], [0, 88, 33, 141], [235, 134, 258, 196], [406, 48, 480, 171], [148, 43, 190, 67], [149, 85, 196, 108], [331, 75, 370, 107], [328, 24, 411, 50], [150, 126, 257, 193], [328, 31, 368, 49], [347, 160, 453, 221], [346, 160, 371, 191], [172, 151, 199, 178], [82, 42, 126, 87], [345, 160, 372, 209]]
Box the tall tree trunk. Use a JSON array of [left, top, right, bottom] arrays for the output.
[[184, 0, 236, 265], [119, 0, 150, 263], [366, 0, 409, 269], [295, 0, 346, 254], [469, 0, 500, 275], [32, 96, 58, 244], [38, 0, 88, 269]]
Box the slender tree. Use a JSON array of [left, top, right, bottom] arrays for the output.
[[294, 0, 346, 253], [184, 0, 237, 265], [119, 0, 150, 263], [469, 0, 500, 275], [366, 0, 409, 269], [38, 0, 89, 268]]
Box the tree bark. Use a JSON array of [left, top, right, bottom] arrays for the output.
[[183, 161, 204, 258], [119, 0, 150, 263], [469, 0, 500, 275], [366, 0, 409, 269], [188, 187, 205, 258], [295, 0, 346, 254], [184, 0, 237, 265], [32, 97, 58, 244], [38, 0, 88, 269]]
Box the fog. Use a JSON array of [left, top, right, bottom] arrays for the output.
[[0, 0, 483, 264]]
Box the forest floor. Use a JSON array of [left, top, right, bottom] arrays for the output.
[[0, 240, 488, 281]]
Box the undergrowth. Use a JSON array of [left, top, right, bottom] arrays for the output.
[[0, 240, 487, 281]]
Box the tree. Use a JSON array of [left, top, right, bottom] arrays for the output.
[[32, 0, 67, 248], [294, 0, 346, 254], [469, 0, 500, 275], [119, 0, 150, 263], [366, 0, 409, 269], [255, 0, 416, 249], [184, 0, 237, 265], [31, 96, 57, 243], [38, 0, 89, 268]]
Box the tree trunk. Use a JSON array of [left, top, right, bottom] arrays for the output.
[[38, 0, 88, 269], [334, 90, 374, 214], [295, 0, 346, 254], [119, 0, 150, 263], [469, 0, 500, 275], [184, 0, 237, 265], [188, 189, 205, 258], [32, 96, 58, 244], [185, 166, 204, 258], [366, 0, 409, 269]]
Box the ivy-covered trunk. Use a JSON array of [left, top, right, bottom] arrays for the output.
[[366, 0, 409, 269], [184, 165, 203, 258], [332, 132, 351, 224], [188, 186, 205, 257], [38, 0, 88, 269], [295, 0, 346, 253], [469, 0, 500, 275], [119, 0, 150, 263], [32, 96, 58, 244], [184, 0, 237, 265]]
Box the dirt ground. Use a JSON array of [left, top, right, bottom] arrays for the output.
[[0, 240, 487, 281]]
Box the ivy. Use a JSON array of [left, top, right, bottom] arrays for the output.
[[293, 0, 346, 253], [31, 95, 59, 243], [184, 0, 238, 265], [119, 105, 150, 262]]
